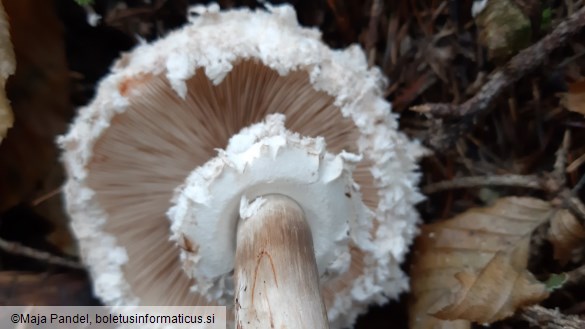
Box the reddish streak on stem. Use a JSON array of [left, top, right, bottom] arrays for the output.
[[250, 249, 278, 306]]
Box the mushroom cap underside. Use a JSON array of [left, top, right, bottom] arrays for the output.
[[59, 4, 425, 329]]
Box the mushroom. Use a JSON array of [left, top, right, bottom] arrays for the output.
[[59, 4, 425, 329]]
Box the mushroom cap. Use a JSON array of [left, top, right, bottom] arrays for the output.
[[59, 4, 425, 329]]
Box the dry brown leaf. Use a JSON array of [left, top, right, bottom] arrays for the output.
[[561, 80, 585, 115], [0, 1, 15, 143], [410, 197, 554, 329], [548, 209, 585, 265], [430, 251, 549, 322]]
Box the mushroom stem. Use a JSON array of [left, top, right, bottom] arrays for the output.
[[234, 194, 329, 329]]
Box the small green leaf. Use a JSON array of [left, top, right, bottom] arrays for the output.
[[544, 273, 568, 291], [541, 8, 552, 31], [74, 0, 94, 6]]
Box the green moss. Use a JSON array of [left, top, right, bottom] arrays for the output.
[[544, 273, 568, 291], [541, 7, 552, 31], [475, 0, 532, 60]]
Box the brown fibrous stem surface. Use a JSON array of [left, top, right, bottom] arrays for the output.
[[234, 194, 329, 329]]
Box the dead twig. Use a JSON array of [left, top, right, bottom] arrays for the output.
[[558, 188, 585, 227], [31, 186, 63, 207], [552, 131, 571, 187], [365, 0, 382, 67], [520, 305, 585, 329], [423, 174, 543, 194], [567, 151, 585, 173], [551, 130, 585, 225], [425, 180, 585, 231], [564, 263, 585, 286], [0, 237, 84, 270], [423, 134, 585, 229]]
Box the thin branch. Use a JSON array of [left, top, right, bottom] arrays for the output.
[[423, 174, 543, 194], [520, 305, 585, 329], [366, 0, 382, 67], [552, 131, 571, 187], [0, 237, 84, 270], [31, 186, 63, 206], [573, 174, 585, 192], [559, 188, 585, 227], [565, 263, 585, 286], [567, 151, 585, 173], [423, 173, 585, 226]]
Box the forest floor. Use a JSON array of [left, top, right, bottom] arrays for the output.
[[0, 0, 584, 328]]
